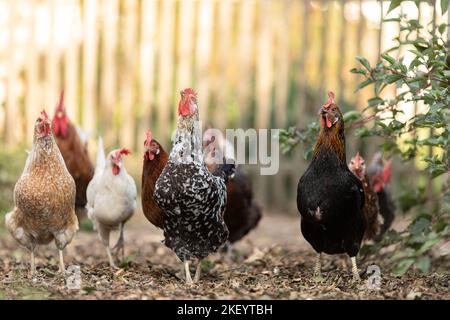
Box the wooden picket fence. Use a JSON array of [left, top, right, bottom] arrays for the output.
[[0, 0, 446, 211]]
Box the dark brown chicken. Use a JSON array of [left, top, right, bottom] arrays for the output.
[[349, 152, 380, 241], [203, 129, 262, 244], [141, 130, 168, 229], [52, 91, 94, 221], [367, 152, 395, 240]]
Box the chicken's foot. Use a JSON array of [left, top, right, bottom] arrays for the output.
[[184, 261, 193, 285], [106, 246, 117, 268], [351, 256, 360, 282], [194, 261, 202, 283]]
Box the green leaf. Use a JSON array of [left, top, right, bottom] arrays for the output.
[[356, 56, 371, 71], [393, 258, 415, 276], [387, 0, 402, 14], [343, 110, 362, 123], [381, 53, 396, 65], [418, 238, 441, 255], [41, 268, 57, 277], [438, 23, 447, 34], [355, 78, 374, 91], [441, 0, 449, 14], [350, 67, 366, 75], [368, 97, 384, 106], [83, 287, 96, 294], [414, 256, 431, 274], [410, 218, 430, 236], [385, 74, 404, 84]]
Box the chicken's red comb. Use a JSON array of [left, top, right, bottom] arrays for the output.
[[40, 110, 49, 121], [144, 130, 152, 147], [354, 151, 362, 163], [181, 88, 197, 97], [322, 91, 335, 109], [56, 90, 65, 113], [383, 160, 392, 184], [119, 148, 131, 156]]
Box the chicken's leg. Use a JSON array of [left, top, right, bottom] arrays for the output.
[[194, 261, 202, 283], [184, 261, 193, 285], [113, 222, 125, 262], [99, 224, 116, 268], [30, 250, 36, 275], [59, 249, 65, 273], [313, 252, 323, 281], [351, 256, 360, 282]]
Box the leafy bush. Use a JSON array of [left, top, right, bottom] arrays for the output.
[[280, 7, 449, 275]]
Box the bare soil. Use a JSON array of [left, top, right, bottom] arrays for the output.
[[0, 212, 449, 300]]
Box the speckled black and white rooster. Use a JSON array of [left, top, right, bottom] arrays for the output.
[[154, 88, 235, 284]]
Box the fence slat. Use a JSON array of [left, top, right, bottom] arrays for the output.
[[255, 0, 273, 129], [45, 0, 58, 115], [26, 1, 38, 143], [156, 0, 175, 146], [5, 1, 19, 145], [100, 0, 118, 145], [64, 0, 81, 124], [139, 0, 157, 145], [120, 0, 138, 149], [214, 0, 233, 131], [195, 0, 214, 124], [274, 0, 290, 128], [82, 0, 98, 138], [176, 0, 195, 99], [237, 0, 255, 128]]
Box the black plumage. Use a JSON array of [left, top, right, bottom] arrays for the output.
[[297, 148, 366, 257], [374, 189, 396, 240], [296, 91, 365, 280]]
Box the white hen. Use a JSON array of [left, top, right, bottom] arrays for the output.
[[86, 141, 136, 267]]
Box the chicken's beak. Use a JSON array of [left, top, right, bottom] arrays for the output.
[[319, 107, 328, 115], [113, 159, 122, 168]]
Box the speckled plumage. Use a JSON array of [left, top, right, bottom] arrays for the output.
[[5, 116, 78, 252], [154, 108, 229, 262]]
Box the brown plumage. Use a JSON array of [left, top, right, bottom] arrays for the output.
[[349, 152, 380, 240], [203, 129, 262, 244], [141, 130, 168, 229], [52, 91, 94, 220], [5, 111, 78, 274]]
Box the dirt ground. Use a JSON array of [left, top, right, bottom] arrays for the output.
[[0, 211, 449, 300]]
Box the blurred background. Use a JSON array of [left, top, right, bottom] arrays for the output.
[[0, 0, 447, 214]]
